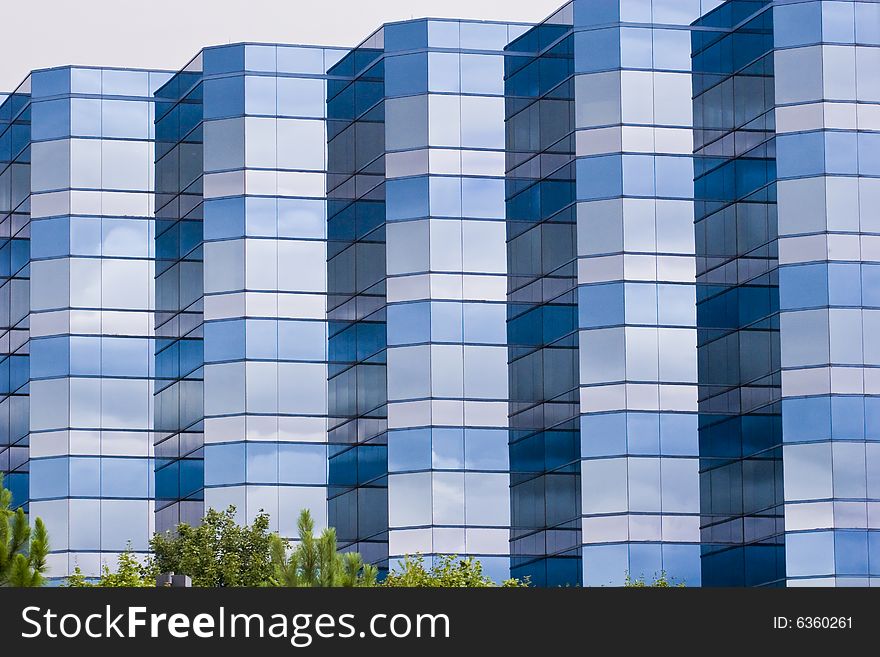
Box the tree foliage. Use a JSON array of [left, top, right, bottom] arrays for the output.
[[146, 506, 275, 587], [382, 554, 529, 588], [1, 474, 49, 587], [67, 544, 153, 587], [269, 509, 377, 587], [624, 571, 685, 588]]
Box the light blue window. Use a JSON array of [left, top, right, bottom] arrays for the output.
[[579, 283, 625, 328], [431, 302, 463, 342], [205, 443, 246, 486], [433, 428, 464, 469], [429, 177, 462, 217], [582, 544, 628, 587], [30, 217, 69, 259], [246, 319, 278, 360], [832, 397, 865, 440], [783, 397, 832, 442], [70, 98, 102, 137], [388, 429, 432, 472], [620, 28, 652, 69], [278, 321, 326, 361], [69, 457, 100, 497], [277, 78, 325, 118], [462, 178, 505, 219], [247, 443, 278, 483], [102, 100, 149, 139], [581, 413, 627, 457], [828, 263, 862, 306], [204, 197, 245, 240], [245, 76, 277, 115], [279, 444, 327, 485], [385, 53, 428, 97], [465, 429, 508, 470], [575, 29, 620, 74], [204, 320, 246, 363], [863, 265, 880, 307], [31, 99, 70, 140], [387, 303, 431, 346], [387, 177, 430, 221], [660, 413, 698, 456], [786, 531, 835, 577], [835, 531, 869, 575], [102, 458, 149, 497], [577, 156, 622, 200], [102, 338, 150, 377], [70, 336, 102, 376], [461, 303, 505, 345], [204, 76, 245, 119], [31, 458, 69, 499], [780, 264, 829, 310], [278, 199, 326, 239], [627, 412, 660, 455], [70, 217, 102, 255], [30, 337, 70, 379]]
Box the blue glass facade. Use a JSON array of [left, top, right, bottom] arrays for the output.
[[3, 0, 878, 585]]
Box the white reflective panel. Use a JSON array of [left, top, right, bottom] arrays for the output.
[[784, 443, 834, 501], [204, 362, 246, 416], [387, 346, 431, 401], [389, 472, 432, 527], [102, 140, 150, 191], [464, 346, 508, 399], [464, 473, 509, 526], [102, 259, 150, 310], [278, 362, 327, 414], [432, 472, 465, 524], [460, 96, 504, 149], [204, 240, 245, 293], [32, 140, 70, 192], [277, 119, 325, 171], [428, 95, 461, 147], [278, 241, 326, 292], [582, 458, 628, 514], [102, 500, 150, 550]]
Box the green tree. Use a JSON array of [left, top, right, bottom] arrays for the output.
[[1, 473, 49, 587], [624, 571, 685, 588], [146, 506, 274, 587], [269, 509, 377, 587], [382, 554, 529, 588], [67, 544, 153, 587]]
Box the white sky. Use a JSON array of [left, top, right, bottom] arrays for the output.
[[1, 0, 563, 89]]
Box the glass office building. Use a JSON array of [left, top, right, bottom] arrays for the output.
[[3, 0, 878, 585], [1, 66, 172, 577]]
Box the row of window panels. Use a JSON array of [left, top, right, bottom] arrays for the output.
[[385, 344, 508, 401], [780, 263, 880, 310], [29, 497, 153, 552], [777, 131, 880, 179], [578, 283, 697, 328], [203, 319, 326, 363], [30, 98, 154, 142], [783, 396, 880, 443], [202, 361, 327, 416], [786, 530, 880, 578], [29, 378, 152, 431], [29, 68, 171, 101], [30, 258, 152, 311], [776, 45, 880, 106], [582, 541, 701, 587], [580, 456, 699, 515], [387, 471, 509, 528], [204, 484, 329, 536], [202, 196, 326, 241], [31, 139, 154, 194], [778, 176, 880, 235], [780, 308, 880, 368], [387, 427, 509, 472], [202, 442, 327, 486], [580, 326, 698, 384], [31, 216, 153, 259], [201, 239, 326, 294], [574, 71, 693, 130], [30, 456, 153, 499], [30, 336, 152, 378]]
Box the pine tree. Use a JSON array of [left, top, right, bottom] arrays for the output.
[[0, 473, 50, 587], [269, 509, 378, 587]]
